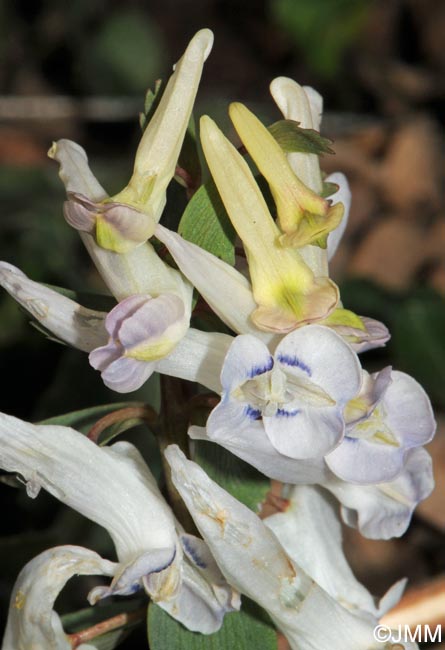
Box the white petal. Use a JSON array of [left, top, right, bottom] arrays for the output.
[[157, 328, 233, 393], [165, 445, 381, 650], [384, 371, 436, 448], [2, 545, 116, 650], [325, 447, 434, 539], [265, 485, 377, 614], [155, 224, 270, 340], [326, 172, 351, 261], [48, 139, 107, 202], [0, 262, 107, 352], [190, 424, 328, 484], [0, 414, 177, 570], [263, 407, 344, 460], [220, 334, 273, 391], [275, 325, 362, 404], [325, 436, 407, 484]]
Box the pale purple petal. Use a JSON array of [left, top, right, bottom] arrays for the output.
[[384, 371, 436, 448], [325, 447, 434, 539], [189, 425, 328, 484], [263, 407, 344, 460], [98, 356, 156, 393], [325, 436, 407, 484], [63, 199, 96, 232], [104, 294, 151, 339], [326, 173, 351, 261], [89, 341, 122, 372], [119, 293, 186, 350], [220, 334, 273, 393], [351, 317, 391, 353], [274, 325, 362, 405]]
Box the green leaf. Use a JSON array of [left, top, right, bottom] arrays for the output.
[[178, 179, 236, 265], [193, 441, 270, 513], [39, 402, 146, 440], [391, 292, 445, 408], [176, 117, 202, 192], [140, 79, 163, 131], [148, 599, 277, 650], [268, 120, 334, 155]]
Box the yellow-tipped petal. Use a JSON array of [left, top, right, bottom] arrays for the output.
[[229, 102, 334, 248], [200, 115, 338, 332], [114, 29, 214, 219], [278, 201, 344, 250]]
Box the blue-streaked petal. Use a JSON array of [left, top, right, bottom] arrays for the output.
[[220, 334, 273, 392], [325, 447, 434, 539], [274, 325, 362, 405]]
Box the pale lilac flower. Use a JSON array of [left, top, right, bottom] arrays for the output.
[[204, 325, 362, 460]]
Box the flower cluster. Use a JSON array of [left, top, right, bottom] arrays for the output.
[[0, 28, 436, 650]]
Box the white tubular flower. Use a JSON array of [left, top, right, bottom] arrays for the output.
[[0, 262, 107, 352], [0, 413, 238, 632], [0, 262, 232, 393], [2, 546, 116, 650], [165, 446, 415, 650]]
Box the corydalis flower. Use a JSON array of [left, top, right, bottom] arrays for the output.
[[52, 29, 213, 254], [89, 293, 192, 393], [326, 367, 436, 484], [206, 324, 361, 460], [0, 413, 237, 632], [2, 546, 116, 650], [165, 446, 418, 650]]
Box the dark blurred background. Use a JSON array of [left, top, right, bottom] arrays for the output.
[[0, 0, 444, 647]]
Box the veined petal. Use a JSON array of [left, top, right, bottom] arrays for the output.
[[0, 262, 107, 352], [325, 447, 434, 539], [220, 334, 273, 391], [51, 139, 192, 301], [2, 545, 116, 650], [0, 414, 177, 584], [265, 486, 377, 615], [229, 102, 332, 247], [274, 326, 362, 406], [155, 224, 267, 339], [114, 29, 214, 220], [326, 172, 351, 261], [165, 445, 382, 650], [200, 116, 339, 332], [269, 77, 323, 193]]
